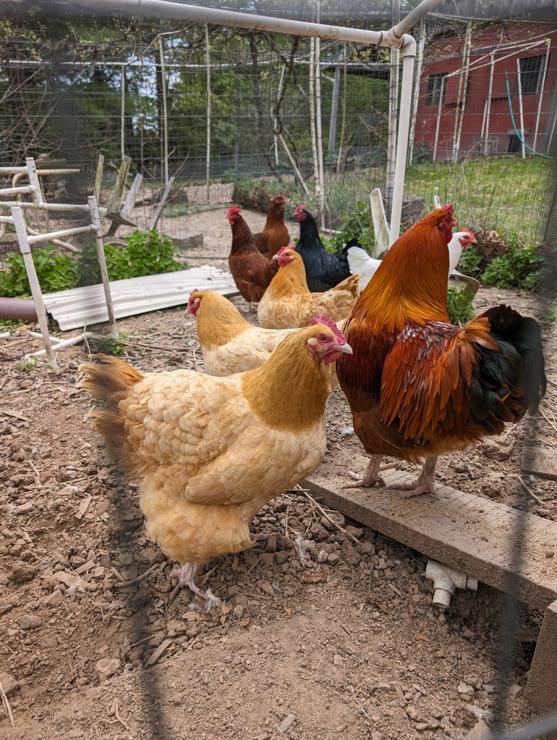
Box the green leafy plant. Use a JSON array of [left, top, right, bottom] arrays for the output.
[[482, 242, 542, 291], [0, 318, 23, 333], [89, 330, 129, 356], [447, 286, 475, 325], [0, 247, 77, 298], [77, 230, 183, 286], [329, 200, 375, 254], [458, 245, 484, 278]]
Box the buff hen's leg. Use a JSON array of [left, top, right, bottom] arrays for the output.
[[171, 563, 221, 610], [390, 457, 437, 498], [344, 454, 385, 488]]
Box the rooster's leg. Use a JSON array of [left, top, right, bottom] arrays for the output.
[[392, 457, 437, 498], [171, 563, 221, 610], [344, 454, 385, 488]]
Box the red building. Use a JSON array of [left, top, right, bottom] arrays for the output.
[[414, 21, 557, 160]]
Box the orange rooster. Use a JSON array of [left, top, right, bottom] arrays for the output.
[[80, 321, 352, 604], [257, 246, 359, 329], [254, 195, 290, 258], [227, 207, 278, 303], [337, 204, 546, 496]]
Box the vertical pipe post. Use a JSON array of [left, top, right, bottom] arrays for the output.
[[453, 21, 472, 163], [432, 76, 445, 162], [11, 206, 57, 369], [309, 36, 322, 210], [483, 52, 495, 156], [94, 153, 105, 203], [533, 39, 551, 151], [120, 63, 126, 162], [273, 65, 286, 167], [408, 18, 425, 166], [205, 24, 211, 203], [389, 47, 416, 245], [516, 57, 526, 159], [314, 0, 326, 228], [336, 43, 348, 174], [328, 64, 341, 156], [159, 38, 169, 185], [88, 196, 118, 339], [385, 0, 401, 205]]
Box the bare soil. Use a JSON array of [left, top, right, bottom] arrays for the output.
[[0, 207, 554, 739]]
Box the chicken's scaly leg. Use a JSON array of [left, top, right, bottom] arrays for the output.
[[390, 457, 437, 498], [344, 454, 385, 489], [171, 563, 221, 610]]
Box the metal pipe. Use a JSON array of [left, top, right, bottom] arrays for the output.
[[389, 47, 416, 245], [0, 298, 38, 323], [11, 207, 58, 369], [452, 21, 472, 163], [0, 216, 14, 224], [432, 76, 445, 163], [204, 25, 211, 202], [27, 225, 95, 245], [0, 201, 91, 212], [63, 0, 424, 49], [0, 186, 36, 196], [408, 17, 425, 165]]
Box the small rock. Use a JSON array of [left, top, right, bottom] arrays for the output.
[[333, 653, 343, 667], [327, 552, 340, 565], [357, 541, 375, 556], [465, 718, 491, 739], [95, 657, 120, 683], [406, 706, 419, 721], [508, 684, 522, 698], [167, 620, 188, 637], [43, 589, 64, 607], [0, 673, 20, 697], [16, 614, 42, 630], [50, 570, 89, 593], [258, 553, 275, 567], [340, 541, 361, 567], [67, 730, 84, 739], [258, 580, 275, 596], [15, 502, 33, 514], [233, 605, 244, 619], [0, 601, 16, 616], [278, 713, 297, 734], [243, 550, 258, 568], [275, 552, 288, 565], [458, 682, 475, 696], [415, 723, 430, 732], [8, 565, 39, 584], [265, 534, 277, 552], [344, 525, 363, 539]]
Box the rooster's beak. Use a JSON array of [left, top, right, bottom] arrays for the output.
[[335, 342, 353, 355], [272, 254, 279, 261]]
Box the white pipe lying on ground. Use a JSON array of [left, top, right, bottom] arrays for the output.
[[425, 560, 478, 610]]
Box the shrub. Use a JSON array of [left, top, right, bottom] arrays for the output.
[[482, 242, 542, 291], [447, 286, 475, 325], [77, 229, 183, 286], [329, 200, 375, 254], [0, 247, 77, 298]]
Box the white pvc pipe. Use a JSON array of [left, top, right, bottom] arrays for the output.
[[11, 207, 58, 370], [408, 18, 425, 165], [27, 224, 95, 245], [0, 185, 35, 196], [483, 52, 495, 156], [0, 216, 14, 224], [533, 39, 551, 151], [432, 76, 445, 163], [389, 47, 416, 245], [0, 201, 90, 212], [26, 332, 94, 359], [516, 58, 526, 159]]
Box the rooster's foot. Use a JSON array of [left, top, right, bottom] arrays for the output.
[[344, 455, 385, 489], [390, 457, 437, 498], [171, 563, 221, 611]]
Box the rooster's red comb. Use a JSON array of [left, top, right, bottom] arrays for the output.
[[226, 206, 242, 218]]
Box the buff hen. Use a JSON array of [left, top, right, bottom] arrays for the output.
[[80, 323, 352, 604]]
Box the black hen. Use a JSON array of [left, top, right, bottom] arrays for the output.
[[294, 205, 350, 292]]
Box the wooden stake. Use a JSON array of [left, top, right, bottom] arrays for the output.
[[94, 153, 104, 203], [11, 206, 57, 369], [205, 25, 212, 203], [120, 64, 126, 162], [89, 196, 118, 339], [159, 39, 169, 185]]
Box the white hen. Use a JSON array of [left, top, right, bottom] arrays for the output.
[[346, 229, 476, 292]]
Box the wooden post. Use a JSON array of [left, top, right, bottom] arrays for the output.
[[205, 25, 212, 203], [11, 206, 58, 369], [309, 36, 322, 211], [88, 196, 118, 339], [122, 173, 143, 218], [408, 18, 426, 166], [108, 156, 131, 215], [94, 153, 104, 203], [278, 135, 310, 196], [385, 0, 401, 205], [516, 57, 526, 159], [150, 176, 175, 230], [336, 43, 348, 174], [525, 599, 557, 714], [369, 188, 390, 257], [315, 11, 326, 229], [159, 39, 169, 185], [272, 65, 286, 167]]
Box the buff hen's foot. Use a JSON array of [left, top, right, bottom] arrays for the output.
[[344, 455, 385, 489], [171, 563, 221, 610], [390, 457, 437, 498]]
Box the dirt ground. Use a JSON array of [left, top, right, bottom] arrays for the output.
[[0, 207, 555, 739]]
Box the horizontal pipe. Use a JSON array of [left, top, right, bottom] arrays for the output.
[[0, 298, 38, 323], [0, 216, 14, 224], [27, 224, 95, 244], [0, 167, 27, 174], [0, 201, 91, 212], [61, 0, 414, 49], [0, 185, 36, 196], [392, 0, 444, 39]]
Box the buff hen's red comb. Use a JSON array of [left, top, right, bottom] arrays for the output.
[[309, 315, 347, 344]]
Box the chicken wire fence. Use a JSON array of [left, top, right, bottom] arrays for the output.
[[0, 4, 556, 738], [0, 12, 555, 245]]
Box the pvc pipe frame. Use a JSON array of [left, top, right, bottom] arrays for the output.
[[62, 0, 443, 243]]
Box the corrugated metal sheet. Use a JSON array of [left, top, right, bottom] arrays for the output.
[[43, 265, 238, 331]]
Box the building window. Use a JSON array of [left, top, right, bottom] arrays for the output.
[[519, 55, 546, 95], [426, 73, 446, 106]]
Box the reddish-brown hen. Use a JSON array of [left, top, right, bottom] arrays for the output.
[[254, 195, 290, 258], [337, 204, 546, 496], [227, 207, 278, 303]]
